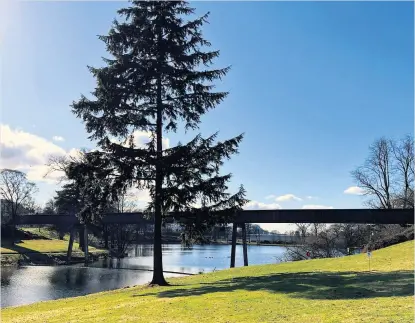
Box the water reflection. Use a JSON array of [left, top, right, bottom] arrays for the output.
[[2, 244, 287, 308], [1, 268, 13, 287], [49, 267, 89, 287], [131, 244, 154, 257]]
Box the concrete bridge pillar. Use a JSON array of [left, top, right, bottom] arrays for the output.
[[230, 223, 237, 268], [66, 226, 75, 264], [230, 223, 249, 268], [242, 223, 248, 266]]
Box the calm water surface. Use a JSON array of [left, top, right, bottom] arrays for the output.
[[1, 244, 287, 308]]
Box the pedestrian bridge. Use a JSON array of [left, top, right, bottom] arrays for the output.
[[14, 208, 414, 268]]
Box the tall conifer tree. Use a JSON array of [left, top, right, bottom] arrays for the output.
[[72, 0, 247, 285]]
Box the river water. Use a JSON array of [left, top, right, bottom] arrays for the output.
[[1, 244, 288, 308]]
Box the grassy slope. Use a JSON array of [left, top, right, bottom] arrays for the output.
[[0, 239, 99, 254], [1, 228, 102, 254], [2, 241, 414, 323]]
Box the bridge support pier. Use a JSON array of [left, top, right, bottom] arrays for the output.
[[84, 224, 89, 266], [103, 224, 109, 249], [230, 223, 237, 268], [242, 223, 248, 266], [66, 227, 75, 264]]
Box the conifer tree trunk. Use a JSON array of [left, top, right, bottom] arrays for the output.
[[151, 26, 167, 285]]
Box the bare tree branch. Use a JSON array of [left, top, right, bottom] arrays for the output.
[[351, 137, 414, 209]]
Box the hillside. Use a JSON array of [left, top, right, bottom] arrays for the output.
[[2, 240, 414, 323]]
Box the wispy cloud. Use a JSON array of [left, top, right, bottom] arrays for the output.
[[302, 204, 333, 209], [52, 136, 65, 142], [243, 201, 282, 210], [275, 194, 302, 202], [344, 186, 364, 195]]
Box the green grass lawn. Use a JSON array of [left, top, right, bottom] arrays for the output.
[[0, 239, 101, 254], [2, 240, 413, 323], [1, 228, 102, 255], [21, 227, 72, 241]]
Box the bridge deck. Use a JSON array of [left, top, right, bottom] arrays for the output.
[[14, 208, 414, 270]]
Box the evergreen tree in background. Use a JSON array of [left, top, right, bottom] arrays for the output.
[[72, 0, 247, 286], [52, 151, 120, 251]]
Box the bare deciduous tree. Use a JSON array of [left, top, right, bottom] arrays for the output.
[[113, 190, 138, 213], [254, 225, 262, 244], [294, 223, 311, 240], [352, 138, 393, 208], [352, 136, 414, 209], [310, 223, 326, 237], [0, 169, 38, 244], [391, 135, 414, 209], [108, 189, 140, 258]]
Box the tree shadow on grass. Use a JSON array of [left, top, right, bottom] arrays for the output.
[[1, 242, 75, 265], [1, 243, 43, 254], [134, 270, 414, 300]]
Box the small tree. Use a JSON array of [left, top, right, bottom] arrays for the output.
[[71, 1, 247, 286], [0, 169, 38, 244]]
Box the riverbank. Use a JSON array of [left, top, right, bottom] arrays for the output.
[[1, 250, 108, 266], [1, 236, 108, 266], [2, 240, 413, 322]]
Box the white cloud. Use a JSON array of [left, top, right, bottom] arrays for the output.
[[243, 201, 282, 210], [306, 195, 317, 200], [116, 130, 170, 150], [52, 136, 65, 142], [344, 186, 364, 195], [1, 124, 67, 169], [0, 124, 80, 184], [0, 125, 174, 186], [265, 194, 276, 200], [127, 187, 152, 203], [301, 204, 333, 209], [275, 194, 302, 202], [26, 165, 65, 184], [124, 188, 205, 209]]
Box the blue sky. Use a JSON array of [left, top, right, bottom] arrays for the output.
[[1, 1, 413, 232]]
